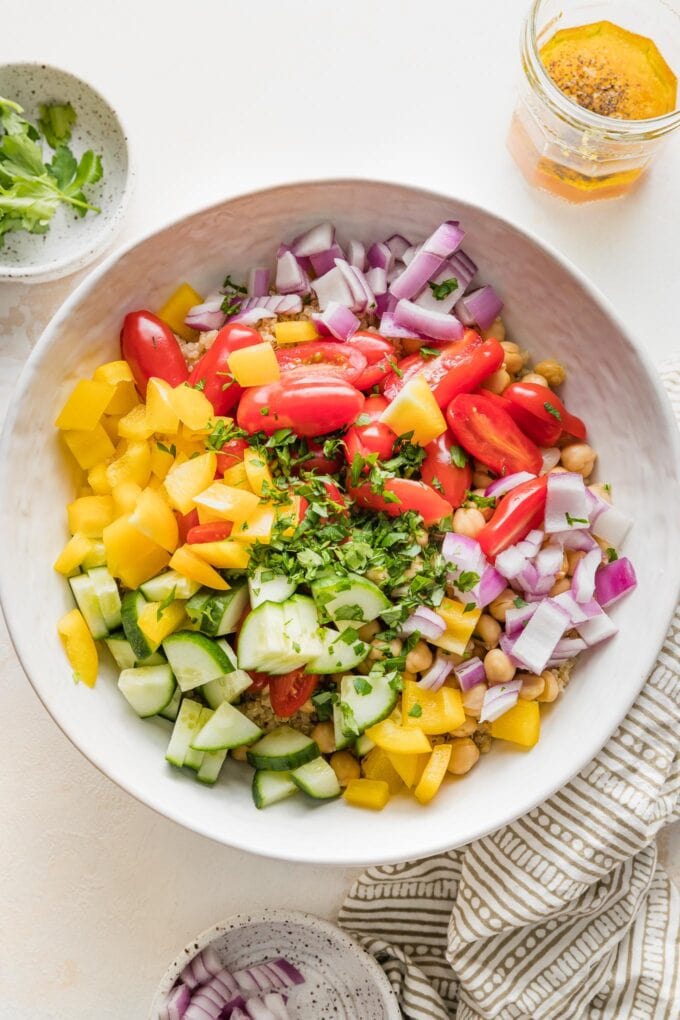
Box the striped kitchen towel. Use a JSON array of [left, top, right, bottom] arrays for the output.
[[338, 360, 680, 1020]]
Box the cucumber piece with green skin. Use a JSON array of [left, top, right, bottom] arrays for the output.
[[69, 574, 109, 640], [140, 570, 201, 602], [87, 566, 122, 631], [311, 572, 391, 631], [165, 698, 203, 767], [281, 595, 325, 663], [333, 704, 354, 751], [236, 602, 306, 674], [117, 664, 176, 718], [81, 540, 106, 569], [121, 589, 154, 660], [355, 732, 376, 757], [246, 726, 320, 771], [185, 706, 212, 770], [202, 670, 252, 710], [339, 672, 399, 737], [104, 633, 166, 670], [159, 684, 182, 722], [191, 701, 262, 752], [248, 569, 296, 610], [162, 631, 233, 693], [305, 626, 369, 673], [252, 770, 299, 809], [292, 757, 341, 800], [186, 582, 249, 637], [196, 748, 228, 785]]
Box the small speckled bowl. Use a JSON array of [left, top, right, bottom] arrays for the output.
[[149, 910, 401, 1019], [0, 62, 132, 283]]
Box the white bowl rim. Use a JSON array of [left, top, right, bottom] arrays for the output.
[[0, 60, 134, 282], [148, 907, 401, 1019], [2, 177, 679, 865]]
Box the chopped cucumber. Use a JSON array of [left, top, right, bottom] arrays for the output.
[[140, 569, 201, 602], [311, 572, 390, 630], [248, 569, 296, 610], [185, 706, 212, 770], [159, 684, 182, 722], [165, 698, 203, 767], [186, 582, 249, 637], [104, 633, 166, 670], [117, 664, 176, 718], [216, 638, 238, 669], [81, 540, 106, 569], [202, 670, 252, 710], [292, 757, 341, 800], [121, 589, 154, 660], [162, 631, 233, 693], [338, 672, 399, 737], [87, 566, 122, 631], [252, 770, 298, 809], [305, 626, 369, 673], [69, 574, 109, 640], [196, 748, 228, 785], [191, 701, 262, 752], [237, 602, 299, 674], [246, 726, 320, 772], [355, 732, 376, 757], [333, 704, 354, 751]]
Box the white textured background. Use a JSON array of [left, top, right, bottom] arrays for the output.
[[0, 1, 678, 1017]]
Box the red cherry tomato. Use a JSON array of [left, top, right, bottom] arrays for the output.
[[362, 394, 389, 420], [346, 332, 396, 390], [120, 310, 189, 397], [477, 476, 549, 560], [215, 438, 250, 477], [301, 438, 344, 475], [186, 521, 233, 543], [345, 421, 395, 464], [245, 670, 271, 691], [348, 477, 451, 527], [269, 669, 320, 718], [322, 480, 348, 512], [473, 389, 561, 446], [502, 382, 587, 443], [237, 375, 364, 438], [420, 430, 472, 511], [188, 323, 262, 416], [276, 341, 367, 384], [446, 392, 543, 476], [382, 332, 504, 407]]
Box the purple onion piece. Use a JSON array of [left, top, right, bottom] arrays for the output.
[[577, 610, 618, 646], [540, 448, 561, 474], [347, 239, 366, 271], [261, 992, 290, 1020], [479, 679, 521, 723], [594, 557, 637, 608], [507, 599, 570, 674], [247, 267, 270, 297], [310, 242, 345, 278], [455, 656, 486, 692], [311, 302, 359, 342], [276, 251, 309, 295], [399, 606, 446, 640], [422, 220, 465, 259], [378, 309, 427, 340], [366, 241, 393, 272], [365, 266, 387, 295], [418, 654, 453, 691], [161, 984, 191, 1020], [571, 547, 602, 604], [504, 602, 540, 638], [291, 221, 334, 257], [454, 285, 503, 331], [228, 307, 277, 326], [545, 472, 589, 534], [485, 471, 536, 500], [267, 959, 305, 988], [311, 266, 354, 310], [591, 505, 633, 548], [393, 299, 465, 342], [383, 233, 411, 260], [389, 249, 443, 300]]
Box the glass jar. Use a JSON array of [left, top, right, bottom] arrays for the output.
[[508, 0, 680, 201]]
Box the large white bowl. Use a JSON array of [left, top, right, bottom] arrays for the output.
[[2, 180, 678, 866]]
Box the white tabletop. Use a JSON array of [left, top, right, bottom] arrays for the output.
[[1, 2, 679, 1017]]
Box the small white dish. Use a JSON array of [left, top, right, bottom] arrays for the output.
[[148, 909, 400, 1019], [0, 62, 132, 283]]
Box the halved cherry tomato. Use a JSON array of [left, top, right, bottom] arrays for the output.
[[269, 669, 320, 718], [477, 475, 548, 560], [215, 438, 250, 477], [322, 480, 348, 512], [346, 332, 396, 390], [188, 323, 262, 416], [246, 671, 271, 691], [301, 438, 344, 475], [276, 341, 367, 384], [345, 421, 395, 465], [348, 477, 451, 527], [420, 430, 472, 511], [120, 310, 189, 397], [382, 332, 504, 407], [175, 509, 199, 544], [237, 375, 364, 437], [362, 394, 389, 420], [186, 521, 233, 543], [446, 392, 543, 476], [475, 389, 561, 446], [502, 382, 587, 443]]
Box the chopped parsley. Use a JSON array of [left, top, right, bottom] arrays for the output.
[[420, 347, 440, 359], [513, 596, 528, 608], [220, 294, 243, 317], [205, 418, 247, 451], [353, 677, 373, 696], [355, 413, 372, 426], [544, 401, 562, 420], [260, 406, 270, 416], [465, 491, 496, 509], [156, 441, 177, 457], [428, 277, 459, 301], [456, 571, 480, 592], [408, 703, 423, 718], [450, 445, 468, 469], [156, 587, 177, 620], [191, 378, 206, 391], [565, 512, 588, 527], [222, 274, 247, 294], [387, 358, 403, 378], [606, 547, 618, 562], [463, 602, 477, 614]]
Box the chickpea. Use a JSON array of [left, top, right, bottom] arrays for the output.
[[484, 648, 516, 684], [472, 469, 494, 489], [452, 506, 486, 538], [521, 372, 548, 386], [230, 745, 249, 762], [481, 368, 511, 395], [311, 721, 336, 753], [481, 316, 505, 342], [470, 489, 494, 521], [448, 738, 480, 775], [450, 717, 477, 738], [357, 619, 381, 642], [518, 672, 545, 700], [366, 566, 389, 585], [566, 549, 585, 577], [331, 751, 361, 787], [501, 341, 525, 375], [556, 553, 569, 580], [415, 529, 429, 548], [537, 670, 560, 703], [548, 577, 571, 596], [401, 557, 423, 582], [561, 443, 597, 477], [589, 482, 612, 504], [474, 613, 501, 649], [405, 640, 433, 675], [369, 636, 403, 662], [534, 359, 566, 388], [462, 682, 487, 718], [489, 588, 516, 623], [299, 699, 315, 714], [402, 671, 417, 684]]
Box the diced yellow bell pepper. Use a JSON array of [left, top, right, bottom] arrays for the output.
[[157, 282, 203, 342], [361, 747, 403, 795], [181, 420, 215, 440], [117, 404, 154, 441], [366, 717, 432, 755], [129, 487, 179, 552], [196, 505, 227, 524], [188, 539, 250, 569], [112, 480, 142, 515], [162, 451, 216, 514], [146, 377, 180, 433], [81, 540, 107, 569], [490, 700, 540, 748], [227, 343, 280, 386], [169, 545, 229, 590], [243, 447, 273, 497], [67, 495, 116, 538], [344, 778, 390, 811], [62, 423, 116, 470], [93, 361, 139, 415], [101, 415, 122, 442], [53, 533, 92, 575], [106, 440, 152, 489], [170, 383, 214, 431], [55, 379, 116, 431], [414, 744, 452, 804], [273, 320, 319, 344], [221, 461, 252, 490], [193, 481, 260, 522], [102, 515, 170, 589], [87, 460, 112, 495], [57, 609, 99, 687], [379, 374, 447, 446], [386, 751, 429, 789], [431, 598, 481, 655], [402, 680, 466, 735], [150, 442, 175, 481], [275, 495, 302, 537], [137, 599, 186, 649], [231, 504, 276, 544]]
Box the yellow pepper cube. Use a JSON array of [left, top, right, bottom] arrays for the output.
[[112, 480, 142, 515], [227, 343, 280, 387], [162, 452, 217, 514], [106, 441, 152, 489], [81, 540, 107, 569], [196, 505, 226, 524], [379, 374, 447, 446], [169, 545, 229, 590], [53, 533, 92, 575], [55, 379, 116, 431], [386, 751, 428, 789], [221, 461, 252, 490], [87, 461, 112, 495], [157, 282, 203, 342], [361, 747, 403, 795], [67, 495, 116, 538], [188, 540, 250, 570], [146, 378, 180, 434], [150, 442, 175, 481], [93, 361, 138, 415], [231, 504, 275, 544], [490, 700, 540, 748], [402, 681, 465, 735], [366, 717, 431, 755], [62, 424, 116, 470], [243, 447, 273, 497], [414, 744, 452, 805], [117, 404, 155, 441], [103, 516, 170, 589], [273, 320, 319, 344], [101, 415, 122, 443], [343, 778, 390, 811], [170, 383, 214, 431], [193, 481, 260, 522], [431, 598, 481, 655], [57, 609, 99, 688], [129, 487, 179, 552], [138, 600, 186, 650]]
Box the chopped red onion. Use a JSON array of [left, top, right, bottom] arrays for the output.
[[455, 656, 486, 691], [418, 653, 453, 691], [247, 267, 270, 298], [485, 471, 536, 500], [394, 299, 465, 341], [504, 601, 539, 638], [160, 984, 191, 1020], [591, 505, 633, 548], [384, 233, 411, 260], [455, 285, 503, 331], [400, 606, 446, 640], [474, 565, 507, 608], [261, 993, 290, 1020], [422, 220, 465, 259], [347, 240, 366, 271], [495, 544, 527, 581], [546, 636, 588, 666], [227, 295, 301, 319], [309, 242, 345, 278], [389, 250, 444, 301], [545, 472, 589, 534], [535, 543, 563, 577], [231, 1010, 249, 1020], [414, 251, 477, 313], [508, 598, 570, 674], [276, 251, 310, 295], [291, 221, 335, 257], [571, 547, 602, 603], [577, 609, 618, 646], [185, 297, 227, 333], [552, 591, 599, 625], [594, 557, 637, 608], [479, 679, 522, 722], [540, 448, 561, 473], [585, 487, 608, 522], [311, 266, 354, 310], [442, 533, 486, 573], [367, 241, 393, 273], [184, 1001, 219, 1020], [244, 998, 281, 1020], [181, 947, 222, 989], [311, 301, 359, 342], [550, 528, 598, 552], [517, 561, 539, 593], [401, 244, 418, 265], [333, 259, 369, 312], [229, 307, 277, 326], [365, 266, 387, 295], [378, 309, 427, 340]]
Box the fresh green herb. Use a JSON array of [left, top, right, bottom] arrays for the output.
[[334, 604, 364, 622], [37, 102, 76, 148], [355, 413, 372, 426], [450, 445, 468, 469], [387, 358, 403, 378], [513, 596, 528, 608], [222, 274, 247, 294], [220, 294, 243, 317], [544, 401, 562, 421], [156, 441, 177, 457], [463, 602, 477, 614], [602, 483, 611, 493], [420, 347, 440, 359], [465, 491, 496, 509], [353, 676, 373, 696], [205, 418, 247, 451], [456, 571, 480, 592], [428, 277, 459, 301], [312, 688, 337, 721], [156, 587, 177, 620], [565, 512, 588, 527], [191, 378, 206, 391], [260, 406, 270, 416], [606, 547, 618, 562], [408, 703, 423, 718]]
